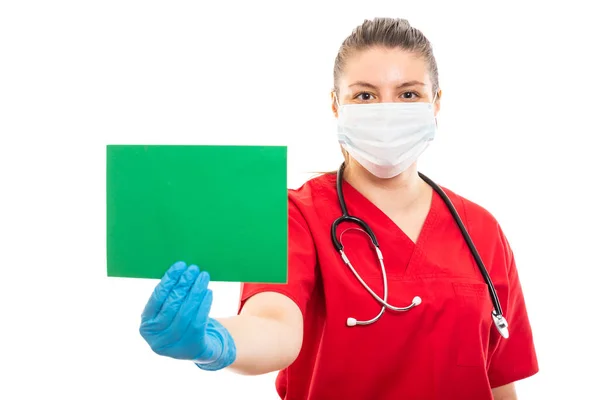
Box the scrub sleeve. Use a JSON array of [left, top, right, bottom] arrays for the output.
[[239, 196, 317, 316], [487, 232, 539, 387]]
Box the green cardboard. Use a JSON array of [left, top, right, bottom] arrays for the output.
[[106, 145, 288, 283]]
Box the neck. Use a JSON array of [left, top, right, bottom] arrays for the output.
[[343, 160, 427, 213]]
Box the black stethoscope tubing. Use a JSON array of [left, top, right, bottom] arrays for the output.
[[330, 162, 504, 319]]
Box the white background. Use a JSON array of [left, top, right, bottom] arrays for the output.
[[1, 1, 599, 399]]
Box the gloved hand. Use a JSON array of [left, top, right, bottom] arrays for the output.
[[139, 261, 236, 371]]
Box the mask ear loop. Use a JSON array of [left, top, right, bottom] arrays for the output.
[[333, 91, 341, 111], [432, 91, 439, 127]]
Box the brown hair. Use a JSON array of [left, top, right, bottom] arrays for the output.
[[333, 18, 439, 96]]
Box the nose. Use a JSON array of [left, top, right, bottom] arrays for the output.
[[378, 89, 399, 103]]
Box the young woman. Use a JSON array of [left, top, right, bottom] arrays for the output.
[[139, 17, 539, 399]]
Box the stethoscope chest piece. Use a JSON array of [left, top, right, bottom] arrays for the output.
[[492, 310, 509, 339]]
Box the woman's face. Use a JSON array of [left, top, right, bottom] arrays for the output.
[[332, 47, 440, 115]]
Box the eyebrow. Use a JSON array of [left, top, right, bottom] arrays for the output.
[[348, 80, 426, 90]]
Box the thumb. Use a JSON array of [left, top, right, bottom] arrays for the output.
[[197, 287, 214, 324], [167, 271, 212, 339]]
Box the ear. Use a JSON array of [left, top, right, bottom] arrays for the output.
[[331, 91, 339, 118], [433, 89, 442, 117]]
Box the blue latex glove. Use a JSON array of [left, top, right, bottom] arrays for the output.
[[139, 261, 236, 371]]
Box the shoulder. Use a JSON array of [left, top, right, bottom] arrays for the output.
[[441, 186, 502, 234], [440, 186, 513, 272], [288, 173, 337, 210], [285, 173, 339, 240]]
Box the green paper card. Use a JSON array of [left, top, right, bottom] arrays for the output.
[[106, 145, 288, 283]]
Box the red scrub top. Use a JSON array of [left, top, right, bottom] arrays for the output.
[[239, 173, 538, 400]]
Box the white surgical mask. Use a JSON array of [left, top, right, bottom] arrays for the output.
[[336, 97, 437, 179]]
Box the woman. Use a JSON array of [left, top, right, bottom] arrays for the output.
[[139, 17, 538, 399]]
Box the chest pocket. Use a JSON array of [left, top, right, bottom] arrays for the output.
[[452, 281, 494, 367]]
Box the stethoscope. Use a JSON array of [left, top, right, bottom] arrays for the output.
[[330, 162, 509, 339]]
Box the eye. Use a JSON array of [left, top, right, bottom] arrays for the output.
[[401, 91, 420, 100], [353, 92, 375, 102]]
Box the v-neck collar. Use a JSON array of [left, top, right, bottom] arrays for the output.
[[337, 175, 442, 275]]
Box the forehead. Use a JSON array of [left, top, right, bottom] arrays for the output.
[[339, 47, 431, 87]]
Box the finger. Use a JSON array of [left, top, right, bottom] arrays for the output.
[[142, 261, 188, 320], [153, 264, 201, 329], [153, 271, 211, 348]]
